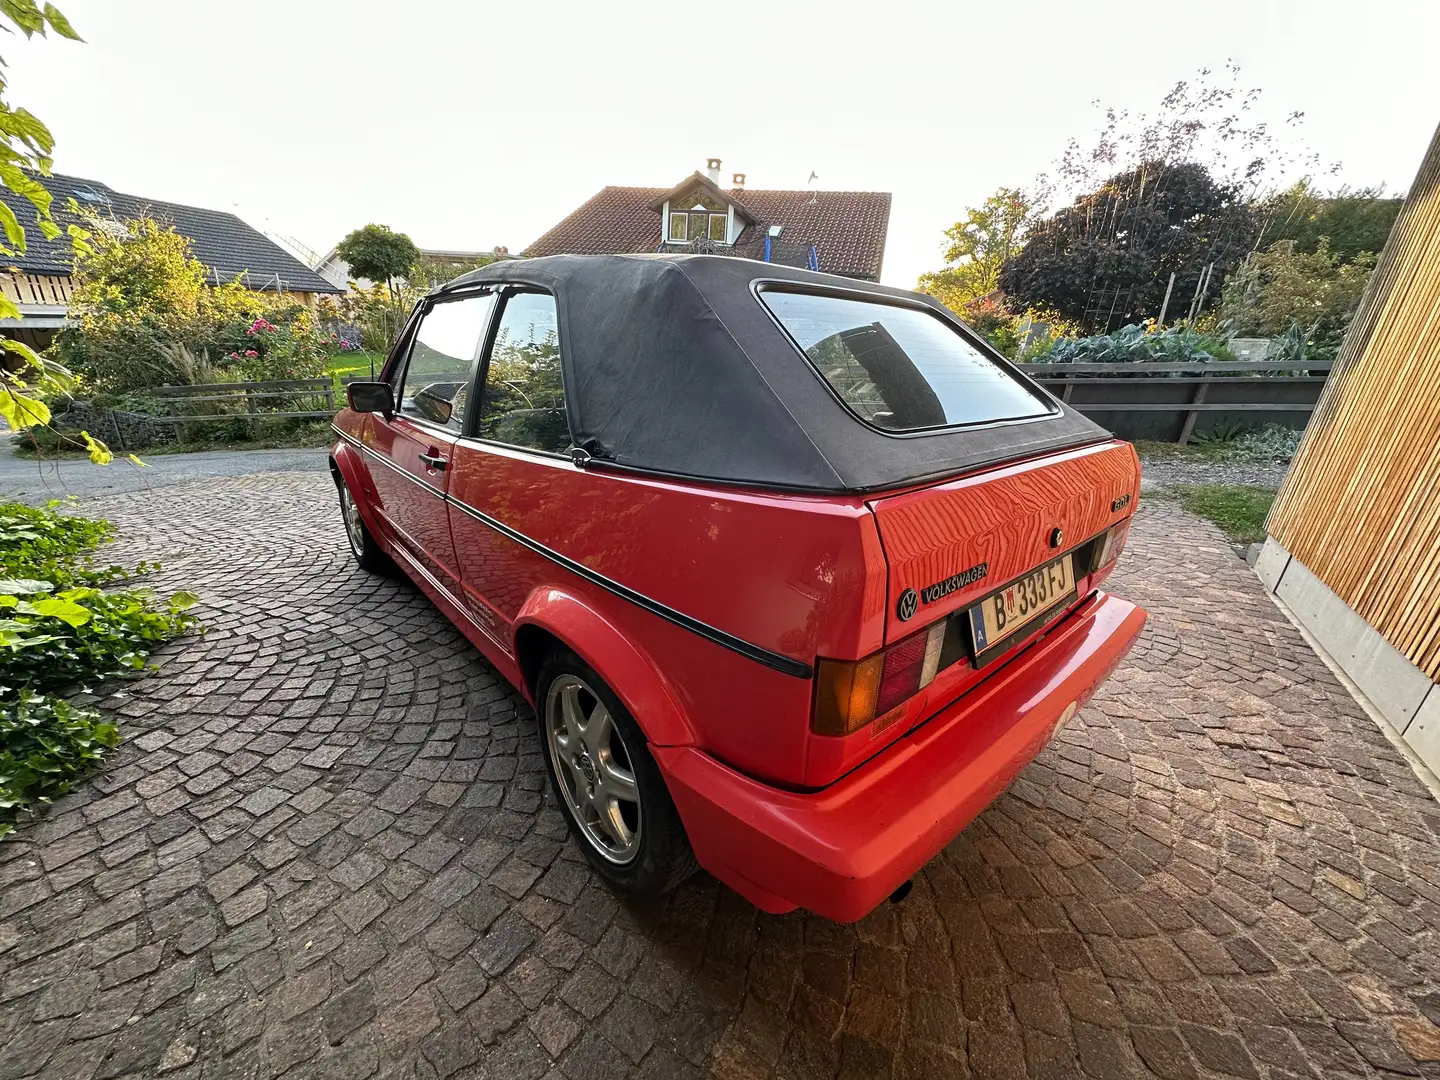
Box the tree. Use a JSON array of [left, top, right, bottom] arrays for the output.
[[406, 251, 503, 292], [916, 188, 1036, 313], [0, 1, 93, 450], [1255, 181, 1402, 263], [1218, 239, 1373, 351], [999, 161, 1257, 332], [335, 224, 421, 294]]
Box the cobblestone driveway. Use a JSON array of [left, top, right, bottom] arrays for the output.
[[5, 474, 1440, 1080]]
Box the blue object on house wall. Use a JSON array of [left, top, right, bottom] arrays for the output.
[[764, 235, 771, 262], [807, 245, 819, 272]]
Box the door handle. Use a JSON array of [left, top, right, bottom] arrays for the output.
[[419, 451, 448, 471]]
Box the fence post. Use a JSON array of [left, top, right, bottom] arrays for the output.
[[1177, 377, 1210, 444], [242, 387, 260, 440]]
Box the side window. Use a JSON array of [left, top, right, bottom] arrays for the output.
[[476, 292, 572, 454], [396, 294, 494, 432]]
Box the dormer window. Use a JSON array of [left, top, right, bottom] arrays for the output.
[[667, 193, 729, 244]]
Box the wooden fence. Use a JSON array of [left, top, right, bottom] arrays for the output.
[[1266, 121, 1440, 679], [150, 378, 338, 423], [141, 361, 1331, 446], [1024, 360, 1332, 443]]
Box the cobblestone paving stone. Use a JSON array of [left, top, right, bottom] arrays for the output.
[[5, 472, 1440, 1079]]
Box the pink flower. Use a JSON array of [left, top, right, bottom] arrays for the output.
[[244, 349, 258, 357], [247, 317, 276, 336]]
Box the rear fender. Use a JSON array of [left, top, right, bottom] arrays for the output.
[[514, 587, 696, 748], [329, 442, 387, 540]]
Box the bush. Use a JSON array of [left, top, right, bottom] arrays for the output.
[[51, 214, 333, 394], [1219, 239, 1372, 355], [0, 693, 120, 837], [318, 284, 414, 355], [0, 501, 195, 835], [960, 297, 1023, 359]]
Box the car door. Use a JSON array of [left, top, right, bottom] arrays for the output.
[[447, 288, 574, 642], [368, 291, 495, 596]]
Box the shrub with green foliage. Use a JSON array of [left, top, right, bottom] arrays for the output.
[[0, 693, 119, 836], [0, 501, 195, 835], [51, 215, 333, 394], [1218, 240, 1373, 363]]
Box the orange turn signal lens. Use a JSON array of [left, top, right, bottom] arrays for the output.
[[813, 654, 884, 736]]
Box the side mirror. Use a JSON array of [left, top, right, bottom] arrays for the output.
[[347, 381, 395, 417]]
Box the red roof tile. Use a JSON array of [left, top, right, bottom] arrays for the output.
[[525, 181, 891, 280]]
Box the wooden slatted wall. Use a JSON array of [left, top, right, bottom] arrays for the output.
[[1267, 121, 1440, 678]]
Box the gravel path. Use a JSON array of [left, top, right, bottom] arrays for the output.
[[0, 440, 330, 504], [1139, 454, 1293, 491]]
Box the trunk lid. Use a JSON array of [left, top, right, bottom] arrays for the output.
[[867, 440, 1139, 647]]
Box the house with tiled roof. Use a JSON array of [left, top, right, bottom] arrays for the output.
[[0, 171, 342, 348], [525, 159, 891, 281]]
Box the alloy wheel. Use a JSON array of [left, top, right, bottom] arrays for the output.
[[341, 486, 365, 558], [544, 674, 642, 864]]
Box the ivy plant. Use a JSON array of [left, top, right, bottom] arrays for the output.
[[0, 500, 196, 835]]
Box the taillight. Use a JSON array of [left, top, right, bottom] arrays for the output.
[[813, 620, 947, 737], [1095, 519, 1132, 570]]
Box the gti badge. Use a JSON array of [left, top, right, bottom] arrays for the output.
[[1049, 527, 1064, 549], [896, 588, 919, 621]]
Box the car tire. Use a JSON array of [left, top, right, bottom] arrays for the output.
[[535, 648, 697, 895], [336, 474, 393, 574]]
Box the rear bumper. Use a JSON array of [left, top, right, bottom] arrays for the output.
[[654, 589, 1146, 922]]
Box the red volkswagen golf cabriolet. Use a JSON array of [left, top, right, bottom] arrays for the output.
[[331, 254, 1145, 922]]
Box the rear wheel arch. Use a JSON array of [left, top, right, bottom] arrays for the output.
[[513, 589, 697, 748]]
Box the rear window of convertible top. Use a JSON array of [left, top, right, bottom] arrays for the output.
[[760, 289, 1052, 433]]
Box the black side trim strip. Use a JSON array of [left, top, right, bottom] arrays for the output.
[[332, 426, 813, 679]]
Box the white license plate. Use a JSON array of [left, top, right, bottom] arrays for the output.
[[967, 555, 1075, 660]]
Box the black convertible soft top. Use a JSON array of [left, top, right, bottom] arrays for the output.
[[436, 254, 1108, 494]]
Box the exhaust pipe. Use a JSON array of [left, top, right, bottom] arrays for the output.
[[889, 879, 913, 904]]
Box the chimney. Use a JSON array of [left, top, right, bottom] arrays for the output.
[[731, 172, 746, 189], [706, 157, 722, 183]]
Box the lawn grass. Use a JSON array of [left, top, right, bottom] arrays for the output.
[[325, 351, 384, 379], [1162, 483, 1277, 545]]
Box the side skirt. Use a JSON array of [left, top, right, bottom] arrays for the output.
[[384, 539, 528, 695]]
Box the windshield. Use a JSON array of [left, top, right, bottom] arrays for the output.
[[760, 290, 1052, 432]]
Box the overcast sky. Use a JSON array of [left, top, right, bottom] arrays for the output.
[[8, 0, 1439, 287]]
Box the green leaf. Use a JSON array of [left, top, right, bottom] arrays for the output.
[[0, 294, 20, 321], [0, 385, 50, 430], [79, 430, 111, 465], [19, 595, 91, 627], [41, 3, 80, 39], [66, 221, 91, 257], [0, 161, 52, 216], [0, 0, 46, 36], [3, 107, 54, 153], [168, 590, 199, 611], [0, 336, 44, 370], [0, 199, 25, 250], [0, 578, 53, 594]]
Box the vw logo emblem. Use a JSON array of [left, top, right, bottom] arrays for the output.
[[1049, 527, 1064, 549], [897, 588, 919, 621]]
